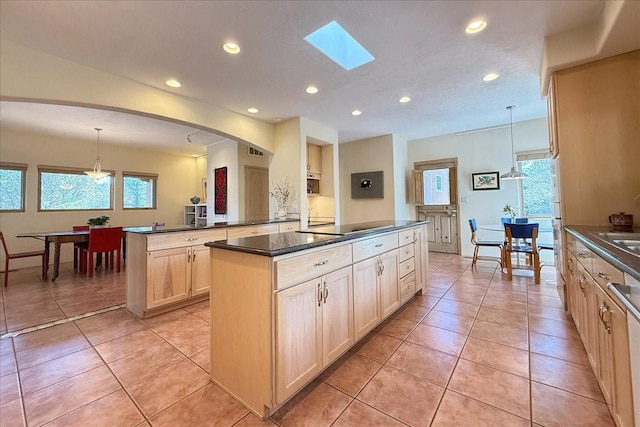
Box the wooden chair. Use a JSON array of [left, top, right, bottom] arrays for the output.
[[72, 225, 89, 272], [469, 219, 503, 269], [504, 223, 541, 284], [1, 231, 47, 287], [81, 227, 123, 277]]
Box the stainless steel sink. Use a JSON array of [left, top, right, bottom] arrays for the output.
[[595, 232, 640, 257]]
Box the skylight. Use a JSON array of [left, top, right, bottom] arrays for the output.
[[304, 21, 374, 71]]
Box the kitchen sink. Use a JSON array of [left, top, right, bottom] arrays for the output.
[[595, 232, 640, 257], [597, 232, 640, 240]]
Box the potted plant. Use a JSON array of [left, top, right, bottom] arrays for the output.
[[269, 177, 295, 219], [87, 215, 110, 227], [502, 204, 518, 222]]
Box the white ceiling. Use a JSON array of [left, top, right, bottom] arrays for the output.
[[0, 0, 609, 156]]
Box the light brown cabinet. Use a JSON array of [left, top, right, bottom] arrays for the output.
[[567, 233, 635, 427], [275, 266, 353, 404], [306, 143, 322, 174], [227, 223, 279, 239]]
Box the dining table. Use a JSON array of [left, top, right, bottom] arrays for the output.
[[16, 228, 131, 281]]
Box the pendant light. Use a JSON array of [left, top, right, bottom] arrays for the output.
[[85, 128, 110, 181], [500, 105, 527, 180]]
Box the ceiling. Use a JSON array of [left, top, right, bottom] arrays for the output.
[[0, 0, 611, 156]]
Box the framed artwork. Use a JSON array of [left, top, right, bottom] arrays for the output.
[[214, 167, 227, 214], [202, 178, 207, 202], [472, 171, 500, 191], [350, 171, 384, 199]]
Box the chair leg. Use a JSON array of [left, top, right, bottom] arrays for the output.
[[534, 255, 541, 284], [73, 247, 78, 270], [4, 259, 8, 287], [116, 249, 121, 273], [472, 246, 479, 267], [505, 251, 513, 281], [88, 251, 94, 278]]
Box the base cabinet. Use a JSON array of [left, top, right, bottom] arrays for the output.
[[146, 248, 190, 309], [275, 266, 353, 404]]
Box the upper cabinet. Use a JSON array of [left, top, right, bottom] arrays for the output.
[[307, 144, 322, 174], [546, 73, 559, 158]]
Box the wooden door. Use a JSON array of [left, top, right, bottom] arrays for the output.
[[244, 166, 269, 221], [353, 257, 381, 340], [275, 278, 322, 404], [379, 250, 400, 319], [146, 248, 190, 309], [321, 266, 354, 365], [190, 245, 210, 296], [418, 210, 458, 253]]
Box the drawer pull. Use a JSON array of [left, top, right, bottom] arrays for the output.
[[185, 237, 199, 241], [577, 252, 588, 258], [314, 260, 328, 267], [251, 231, 259, 234], [597, 272, 610, 280], [374, 243, 383, 248]]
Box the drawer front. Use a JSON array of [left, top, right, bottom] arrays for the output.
[[352, 233, 398, 263], [574, 240, 593, 273], [147, 229, 226, 251], [227, 224, 279, 239], [278, 222, 300, 232], [398, 228, 415, 246], [591, 255, 624, 290], [400, 272, 416, 303], [276, 244, 352, 290], [399, 243, 415, 263], [566, 234, 576, 255], [399, 257, 415, 278]]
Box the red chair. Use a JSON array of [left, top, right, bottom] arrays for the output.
[[73, 225, 89, 272], [1, 231, 47, 287], [81, 227, 123, 277]]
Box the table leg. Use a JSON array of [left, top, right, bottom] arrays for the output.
[[52, 242, 61, 281], [43, 239, 50, 280]]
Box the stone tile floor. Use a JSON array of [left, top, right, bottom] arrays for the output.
[[0, 253, 614, 426]]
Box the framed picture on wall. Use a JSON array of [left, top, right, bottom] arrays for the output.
[[471, 171, 500, 190]]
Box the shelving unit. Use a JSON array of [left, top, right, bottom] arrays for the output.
[[184, 204, 208, 226]]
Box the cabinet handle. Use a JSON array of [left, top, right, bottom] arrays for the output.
[[598, 302, 611, 334], [413, 231, 417, 242], [185, 237, 199, 241], [251, 231, 259, 234], [578, 275, 586, 293], [317, 283, 322, 307], [314, 260, 328, 267], [192, 250, 196, 262], [187, 249, 191, 262], [323, 283, 328, 304], [577, 252, 588, 259], [375, 243, 383, 248], [597, 272, 609, 281]]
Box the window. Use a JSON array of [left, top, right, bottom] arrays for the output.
[[38, 166, 114, 211], [517, 151, 553, 217], [123, 172, 157, 209], [0, 162, 27, 212], [422, 168, 451, 205]]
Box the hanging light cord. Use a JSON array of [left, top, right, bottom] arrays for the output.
[[94, 128, 102, 172], [507, 105, 515, 167]]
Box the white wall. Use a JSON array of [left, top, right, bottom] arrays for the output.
[[392, 134, 411, 220], [0, 127, 201, 268], [407, 117, 549, 257]]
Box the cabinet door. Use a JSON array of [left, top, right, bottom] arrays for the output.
[[307, 144, 322, 174], [275, 278, 322, 404], [146, 248, 190, 309], [567, 254, 579, 327], [414, 225, 429, 293], [594, 284, 614, 410], [609, 298, 634, 427], [190, 245, 210, 296], [353, 257, 381, 340], [379, 250, 400, 319], [321, 266, 354, 365]]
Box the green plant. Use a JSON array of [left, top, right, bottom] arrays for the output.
[[87, 215, 110, 226], [503, 204, 518, 221]]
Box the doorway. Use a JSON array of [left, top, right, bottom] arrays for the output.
[[244, 166, 269, 221], [414, 158, 460, 254]]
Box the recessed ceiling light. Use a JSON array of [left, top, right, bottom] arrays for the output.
[[482, 73, 500, 82], [465, 20, 487, 34], [398, 96, 411, 103], [192, 154, 199, 157], [351, 109, 362, 116], [222, 42, 240, 54], [165, 79, 181, 88], [272, 118, 282, 123], [248, 107, 259, 114], [306, 86, 319, 94]]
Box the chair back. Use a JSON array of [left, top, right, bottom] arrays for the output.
[[468, 218, 478, 233], [73, 225, 90, 232], [504, 223, 539, 252], [501, 217, 512, 225], [88, 227, 123, 252], [515, 217, 529, 224], [0, 231, 9, 257]]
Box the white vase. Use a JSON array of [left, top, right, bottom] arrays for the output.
[[278, 206, 287, 219]]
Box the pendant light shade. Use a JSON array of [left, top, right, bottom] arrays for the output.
[[500, 105, 527, 180], [85, 128, 110, 181]]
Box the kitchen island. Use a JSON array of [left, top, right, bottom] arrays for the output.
[[125, 218, 299, 318], [205, 220, 428, 418]]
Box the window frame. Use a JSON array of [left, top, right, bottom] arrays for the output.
[[122, 171, 158, 210], [37, 165, 115, 212], [516, 150, 552, 218], [0, 162, 28, 212]]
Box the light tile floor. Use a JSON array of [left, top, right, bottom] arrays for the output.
[[0, 253, 615, 426]]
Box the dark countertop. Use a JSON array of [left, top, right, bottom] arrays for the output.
[[206, 220, 428, 257], [565, 225, 640, 320], [124, 218, 299, 234]]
